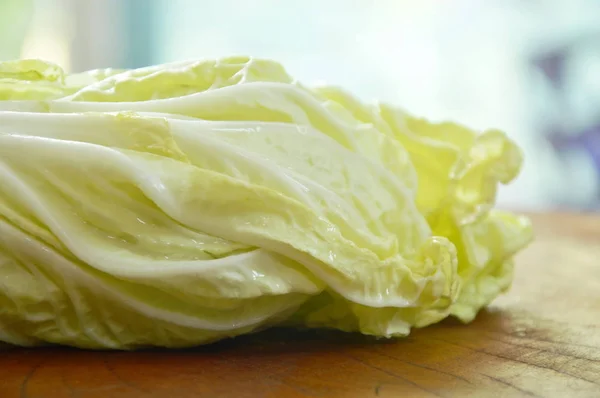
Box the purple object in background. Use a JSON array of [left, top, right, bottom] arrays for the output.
[[535, 52, 565, 90], [532, 31, 600, 207], [551, 127, 600, 171], [549, 126, 600, 208], [579, 127, 600, 171]]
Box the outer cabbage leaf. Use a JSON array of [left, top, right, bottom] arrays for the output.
[[0, 59, 125, 101], [310, 87, 534, 321], [61, 56, 293, 102]]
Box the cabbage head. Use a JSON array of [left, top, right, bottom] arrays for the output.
[[0, 57, 532, 349]]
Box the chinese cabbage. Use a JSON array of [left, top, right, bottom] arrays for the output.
[[0, 57, 532, 349]]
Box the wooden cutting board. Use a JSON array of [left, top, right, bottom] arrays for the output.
[[1, 213, 599, 398]]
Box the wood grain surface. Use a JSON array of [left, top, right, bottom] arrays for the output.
[[1, 213, 599, 398]]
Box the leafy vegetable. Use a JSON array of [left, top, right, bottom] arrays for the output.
[[0, 57, 532, 349]]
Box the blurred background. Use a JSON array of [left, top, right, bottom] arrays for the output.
[[1, 0, 599, 211]]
